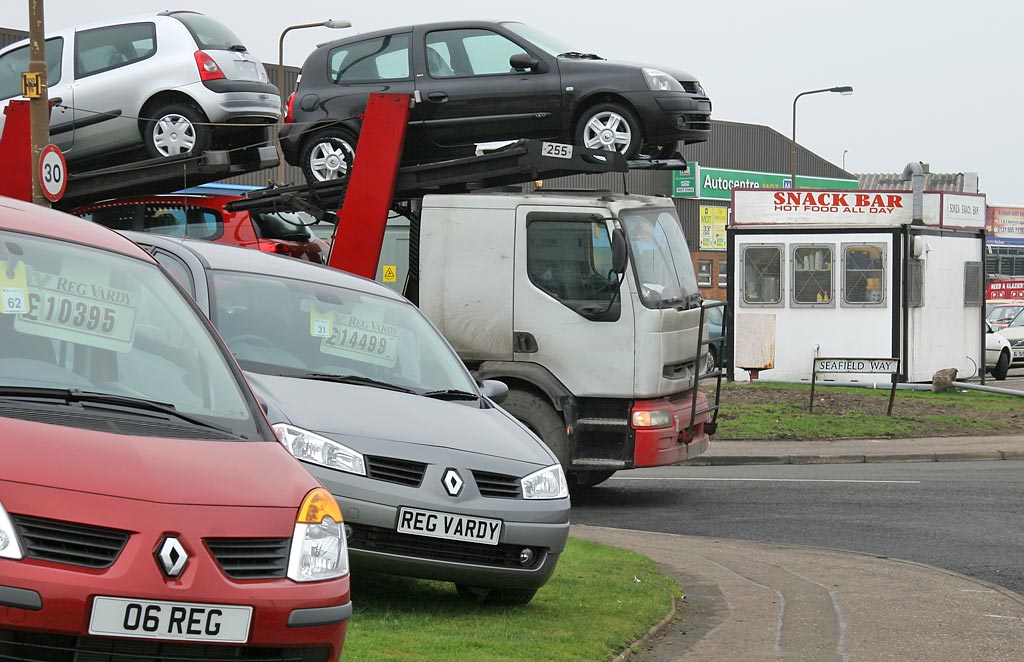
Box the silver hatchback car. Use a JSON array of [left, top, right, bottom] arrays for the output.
[[0, 11, 280, 166]]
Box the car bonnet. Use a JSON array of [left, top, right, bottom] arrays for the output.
[[0, 414, 314, 507], [247, 373, 556, 466]]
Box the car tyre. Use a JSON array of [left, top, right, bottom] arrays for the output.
[[301, 127, 357, 184], [144, 103, 210, 159], [456, 584, 537, 606], [992, 349, 1010, 381], [500, 390, 570, 468], [575, 102, 642, 158]]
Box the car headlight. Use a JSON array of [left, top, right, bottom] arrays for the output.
[[642, 68, 684, 92], [522, 464, 569, 500], [274, 423, 366, 476], [632, 408, 673, 428], [288, 488, 349, 582], [0, 500, 24, 560]]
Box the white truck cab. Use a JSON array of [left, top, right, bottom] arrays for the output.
[[416, 190, 714, 489]]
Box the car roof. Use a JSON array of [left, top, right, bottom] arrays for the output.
[[72, 193, 244, 211], [0, 196, 156, 260], [314, 19, 517, 49], [122, 231, 405, 302]]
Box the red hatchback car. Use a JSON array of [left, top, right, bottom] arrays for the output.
[[0, 196, 350, 660], [71, 185, 330, 264]]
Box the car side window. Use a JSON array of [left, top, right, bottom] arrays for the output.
[[152, 249, 196, 298], [141, 205, 224, 240], [75, 22, 156, 78], [426, 29, 528, 77], [0, 37, 64, 100], [329, 34, 410, 83]]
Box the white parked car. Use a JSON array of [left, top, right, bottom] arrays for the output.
[[985, 321, 1012, 380], [0, 11, 280, 167], [994, 315, 1024, 373]]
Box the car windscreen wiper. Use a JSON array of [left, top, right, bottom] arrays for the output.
[[558, 51, 604, 60], [420, 389, 480, 401], [228, 43, 248, 52], [0, 387, 240, 437], [295, 373, 418, 394]]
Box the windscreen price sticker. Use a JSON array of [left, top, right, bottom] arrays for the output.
[[1, 261, 29, 314], [14, 272, 137, 352], [320, 313, 399, 368]]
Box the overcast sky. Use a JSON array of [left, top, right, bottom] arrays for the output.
[[4, 0, 1021, 204]]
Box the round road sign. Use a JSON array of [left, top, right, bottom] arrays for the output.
[[39, 144, 68, 203]]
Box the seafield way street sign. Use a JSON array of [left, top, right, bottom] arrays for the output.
[[810, 357, 900, 416]]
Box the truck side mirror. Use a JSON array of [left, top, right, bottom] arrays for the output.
[[509, 52, 539, 72], [611, 228, 628, 274]]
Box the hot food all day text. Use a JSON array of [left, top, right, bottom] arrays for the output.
[[772, 192, 904, 214]]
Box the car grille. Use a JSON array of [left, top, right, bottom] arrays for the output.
[[0, 629, 330, 661], [348, 523, 545, 569], [365, 455, 426, 487], [680, 81, 704, 94], [10, 514, 130, 569], [472, 471, 521, 498], [205, 538, 290, 579]]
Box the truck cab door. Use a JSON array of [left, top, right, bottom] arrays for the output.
[[512, 207, 635, 396]]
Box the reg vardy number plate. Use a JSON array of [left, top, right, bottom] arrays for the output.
[[397, 507, 501, 546], [89, 596, 252, 643]]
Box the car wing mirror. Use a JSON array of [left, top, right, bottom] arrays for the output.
[[479, 379, 509, 404], [611, 228, 628, 274], [509, 52, 539, 72]]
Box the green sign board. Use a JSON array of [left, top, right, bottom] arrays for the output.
[[672, 164, 858, 200]]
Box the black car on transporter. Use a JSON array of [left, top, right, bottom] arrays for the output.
[[278, 20, 712, 183]]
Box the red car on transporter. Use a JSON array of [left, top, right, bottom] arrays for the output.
[[0, 197, 349, 661], [71, 184, 330, 264]]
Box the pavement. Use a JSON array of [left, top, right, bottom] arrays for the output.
[[573, 435, 1024, 661]]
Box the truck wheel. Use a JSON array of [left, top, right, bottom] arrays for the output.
[[500, 390, 570, 468], [992, 350, 1010, 381], [456, 584, 537, 606], [574, 102, 642, 158], [301, 127, 357, 184], [144, 103, 210, 158]]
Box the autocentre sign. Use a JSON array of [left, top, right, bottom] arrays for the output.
[[732, 189, 987, 228], [672, 163, 858, 200]]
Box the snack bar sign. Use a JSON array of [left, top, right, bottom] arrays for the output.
[[733, 189, 916, 225]]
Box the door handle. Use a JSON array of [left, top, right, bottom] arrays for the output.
[[513, 332, 538, 353], [426, 92, 448, 103]]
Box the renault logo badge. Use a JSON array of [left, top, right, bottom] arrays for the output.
[[442, 468, 464, 497], [156, 536, 188, 578]]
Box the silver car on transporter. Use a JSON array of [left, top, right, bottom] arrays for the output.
[[122, 232, 572, 606], [0, 11, 280, 167]]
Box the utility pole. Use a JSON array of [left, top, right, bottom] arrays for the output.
[[28, 0, 50, 206]]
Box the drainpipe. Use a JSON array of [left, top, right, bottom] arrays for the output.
[[899, 161, 927, 224]]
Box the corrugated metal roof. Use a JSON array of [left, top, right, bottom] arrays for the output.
[[856, 171, 979, 193]]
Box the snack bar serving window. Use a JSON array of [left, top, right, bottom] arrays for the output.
[[791, 244, 834, 307], [740, 244, 783, 307], [841, 243, 886, 306]]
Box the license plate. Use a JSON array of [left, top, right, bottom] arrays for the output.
[[1013, 350, 1024, 360], [235, 59, 259, 79], [541, 142, 572, 159], [89, 596, 252, 643], [397, 507, 501, 546]]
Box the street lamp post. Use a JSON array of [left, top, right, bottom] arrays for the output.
[[790, 85, 853, 188], [276, 19, 350, 181]]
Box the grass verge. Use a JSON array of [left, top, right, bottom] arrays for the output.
[[715, 382, 1022, 440], [340, 537, 676, 661]]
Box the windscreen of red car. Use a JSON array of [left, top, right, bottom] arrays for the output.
[[0, 229, 263, 439]]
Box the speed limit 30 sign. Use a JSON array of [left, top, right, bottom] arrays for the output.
[[39, 143, 68, 203]]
